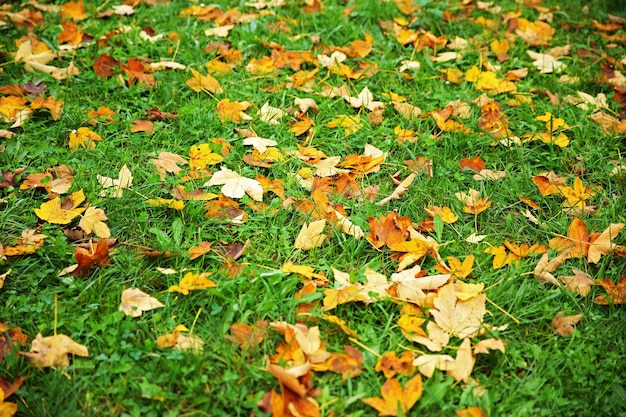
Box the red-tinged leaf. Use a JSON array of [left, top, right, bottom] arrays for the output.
[[121, 58, 155, 86], [459, 156, 486, 173], [72, 239, 111, 277], [93, 53, 121, 79]]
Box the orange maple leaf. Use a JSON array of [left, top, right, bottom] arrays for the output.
[[72, 239, 111, 277], [226, 320, 268, 349], [595, 275, 626, 305], [374, 350, 416, 379], [322, 345, 364, 381], [121, 58, 155, 86], [366, 212, 412, 249], [362, 374, 423, 416]]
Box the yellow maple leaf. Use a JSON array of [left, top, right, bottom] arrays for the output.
[[295, 219, 327, 250], [185, 68, 223, 94], [168, 272, 216, 295], [69, 127, 102, 152], [216, 98, 252, 123], [560, 177, 595, 209], [430, 283, 486, 339], [425, 205, 458, 224], [188, 143, 224, 169], [447, 255, 474, 279], [78, 206, 110, 238], [34, 189, 86, 224], [326, 114, 362, 136]]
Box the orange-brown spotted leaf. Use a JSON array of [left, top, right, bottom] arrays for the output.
[[362, 374, 423, 416], [226, 320, 268, 349], [374, 350, 416, 378], [93, 54, 121, 79], [188, 241, 213, 260], [323, 345, 364, 382], [595, 276, 626, 305]]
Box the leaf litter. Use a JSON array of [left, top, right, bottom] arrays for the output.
[[0, 0, 625, 415]]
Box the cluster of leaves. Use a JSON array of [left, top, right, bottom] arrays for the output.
[[0, 0, 625, 415]]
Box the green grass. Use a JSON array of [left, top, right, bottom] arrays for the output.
[[1, 0, 625, 416]]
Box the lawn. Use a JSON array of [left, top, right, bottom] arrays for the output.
[[1, 0, 625, 416]]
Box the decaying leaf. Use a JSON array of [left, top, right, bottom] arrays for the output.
[[594, 276, 626, 305], [294, 219, 327, 250], [551, 311, 583, 336], [156, 325, 204, 352], [119, 288, 164, 317], [22, 333, 88, 368], [97, 165, 133, 198]]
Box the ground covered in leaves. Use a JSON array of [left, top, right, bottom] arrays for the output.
[[1, 0, 625, 416]]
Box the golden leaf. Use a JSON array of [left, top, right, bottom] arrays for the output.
[[34, 189, 86, 224]]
